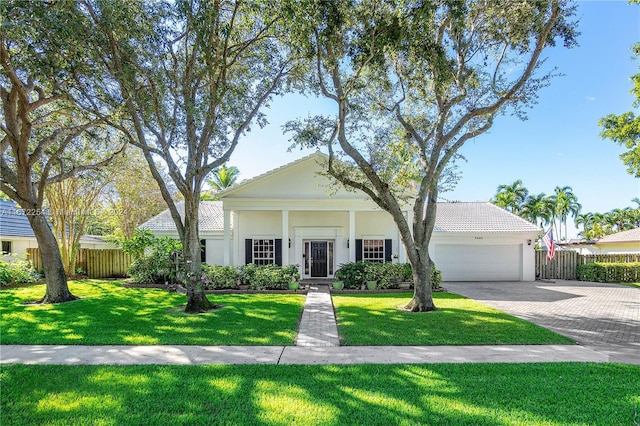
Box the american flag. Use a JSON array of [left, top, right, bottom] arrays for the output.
[[542, 228, 555, 261]]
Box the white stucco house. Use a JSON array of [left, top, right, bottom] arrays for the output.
[[558, 228, 640, 255], [141, 152, 542, 281]]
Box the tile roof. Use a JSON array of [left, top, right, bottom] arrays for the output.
[[0, 200, 109, 244], [596, 227, 640, 244], [0, 200, 36, 237], [433, 202, 541, 233], [141, 201, 539, 234], [139, 201, 228, 233]]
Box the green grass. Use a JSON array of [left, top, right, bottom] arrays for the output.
[[1, 363, 638, 425], [333, 293, 574, 345], [0, 280, 305, 345], [618, 282, 640, 289]]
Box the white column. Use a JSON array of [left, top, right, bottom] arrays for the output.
[[349, 210, 356, 262], [223, 208, 231, 266], [282, 210, 289, 265], [232, 211, 238, 266]]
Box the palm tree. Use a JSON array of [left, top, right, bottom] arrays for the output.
[[606, 208, 627, 232], [521, 193, 554, 228], [553, 186, 581, 241], [492, 180, 529, 214], [575, 212, 608, 240], [202, 165, 240, 200]]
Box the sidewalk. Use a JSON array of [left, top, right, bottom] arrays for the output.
[[1, 284, 637, 365], [0, 344, 612, 365]]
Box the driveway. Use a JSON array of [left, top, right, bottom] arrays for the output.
[[444, 280, 640, 364]]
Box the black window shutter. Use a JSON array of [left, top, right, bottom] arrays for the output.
[[275, 239, 282, 266], [385, 239, 392, 262], [245, 239, 253, 264], [200, 239, 206, 263], [355, 239, 363, 262]]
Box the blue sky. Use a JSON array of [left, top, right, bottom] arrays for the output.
[[229, 1, 640, 239]]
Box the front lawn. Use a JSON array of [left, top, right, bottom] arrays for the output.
[[2, 363, 638, 425], [333, 293, 574, 345], [0, 280, 304, 345]]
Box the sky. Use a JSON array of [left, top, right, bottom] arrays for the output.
[[228, 1, 640, 239]]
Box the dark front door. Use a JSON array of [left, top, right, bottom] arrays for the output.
[[311, 241, 328, 277]]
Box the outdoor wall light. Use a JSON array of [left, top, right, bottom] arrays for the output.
[[527, 239, 532, 246], [347, 239, 349, 248], [288, 239, 291, 248]]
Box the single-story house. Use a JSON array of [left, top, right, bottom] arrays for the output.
[[0, 200, 114, 259], [558, 228, 640, 255], [141, 152, 541, 281]]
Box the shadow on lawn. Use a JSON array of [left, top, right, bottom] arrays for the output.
[[333, 292, 573, 346], [2, 363, 638, 425], [0, 280, 304, 346]]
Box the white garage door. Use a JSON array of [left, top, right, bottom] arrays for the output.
[[432, 244, 522, 281]]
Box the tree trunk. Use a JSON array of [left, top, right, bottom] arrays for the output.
[[403, 190, 438, 312], [28, 213, 77, 304], [182, 198, 215, 313], [404, 255, 436, 312]]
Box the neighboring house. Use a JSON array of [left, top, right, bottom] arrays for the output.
[[0, 200, 114, 258], [141, 152, 541, 281], [558, 228, 640, 255]]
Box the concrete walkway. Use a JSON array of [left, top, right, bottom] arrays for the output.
[[0, 344, 610, 365], [1, 280, 637, 365]]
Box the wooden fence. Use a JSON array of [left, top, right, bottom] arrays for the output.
[[535, 250, 640, 280], [27, 248, 131, 279]]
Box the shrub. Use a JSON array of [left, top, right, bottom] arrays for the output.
[[431, 266, 442, 290], [376, 262, 413, 289], [335, 261, 441, 290], [201, 265, 239, 289], [335, 261, 367, 289], [0, 256, 41, 286], [281, 265, 301, 283], [127, 253, 178, 284], [250, 264, 297, 290], [238, 263, 258, 286], [577, 262, 640, 283]]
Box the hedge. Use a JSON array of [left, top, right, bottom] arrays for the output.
[[335, 261, 442, 290], [577, 262, 640, 283], [200, 264, 300, 290]]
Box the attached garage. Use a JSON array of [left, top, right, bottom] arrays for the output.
[[432, 244, 523, 281]]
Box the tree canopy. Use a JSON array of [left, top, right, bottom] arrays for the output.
[[599, 38, 640, 178], [285, 0, 578, 311], [78, 0, 296, 312], [0, 1, 125, 303]]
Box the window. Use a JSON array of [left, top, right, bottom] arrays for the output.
[[1, 241, 11, 254], [362, 239, 384, 263], [200, 239, 206, 263], [253, 239, 275, 266]]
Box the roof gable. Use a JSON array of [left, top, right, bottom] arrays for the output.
[[217, 152, 362, 200]]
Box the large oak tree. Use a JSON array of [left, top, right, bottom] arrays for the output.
[[286, 0, 578, 311], [0, 2, 124, 303], [80, 0, 295, 312]]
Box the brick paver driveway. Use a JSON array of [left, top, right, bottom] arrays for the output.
[[445, 280, 639, 363]]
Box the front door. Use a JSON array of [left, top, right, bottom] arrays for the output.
[[311, 241, 328, 277]]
